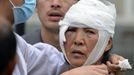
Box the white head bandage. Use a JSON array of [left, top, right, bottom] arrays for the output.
[[59, 0, 116, 66]]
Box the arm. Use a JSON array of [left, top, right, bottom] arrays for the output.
[[107, 61, 125, 75], [62, 54, 126, 75], [16, 34, 62, 75], [107, 53, 125, 73], [61, 64, 109, 75], [107, 53, 130, 75], [109, 53, 125, 65]]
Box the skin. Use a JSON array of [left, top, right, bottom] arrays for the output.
[[65, 27, 99, 67], [10, 0, 24, 6], [0, 0, 14, 24], [61, 64, 109, 75], [62, 27, 122, 75], [0, 0, 24, 24], [64, 27, 112, 68], [37, 0, 78, 50]]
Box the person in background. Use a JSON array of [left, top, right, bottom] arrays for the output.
[[0, 17, 17, 75], [23, 0, 78, 50], [0, 0, 36, 35], [0, 0, 36, 25]]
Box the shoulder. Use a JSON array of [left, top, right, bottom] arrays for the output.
[[27, 43, 68, 75], [33, 43, 65, 62], [15, 33, 41, 60], [33, 43, 59, 53]]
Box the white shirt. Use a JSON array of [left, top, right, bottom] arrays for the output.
[[13, 34, 69, 75]]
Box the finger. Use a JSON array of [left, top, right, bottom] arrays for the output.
[[107, 61, 121, 72], [109, 54, 125, 65], [107, 61, 120, 70]]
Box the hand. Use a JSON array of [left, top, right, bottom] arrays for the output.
[[109, 53, 125, 65], [107, 61, 120, 75], [61, 64, 109, 75], [107, 53, 125, 74]]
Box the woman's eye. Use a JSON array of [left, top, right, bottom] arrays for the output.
[[67, 27, 76, 32], [86, 30, 95, 34]]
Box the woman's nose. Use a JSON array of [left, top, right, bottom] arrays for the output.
[[74, 31, 85, 46]]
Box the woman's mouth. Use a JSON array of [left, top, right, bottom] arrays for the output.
[[71, 49, 85, 58]]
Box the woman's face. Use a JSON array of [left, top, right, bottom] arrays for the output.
[[64, 26, 99, 67]]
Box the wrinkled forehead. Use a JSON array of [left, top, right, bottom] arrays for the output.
[[67, 23, 96, 29], [59, 0, 116, 37], [60, 17, 104, 32], [67, 26, 98, 33]]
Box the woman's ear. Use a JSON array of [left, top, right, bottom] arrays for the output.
[[105, 37, 112, 52]]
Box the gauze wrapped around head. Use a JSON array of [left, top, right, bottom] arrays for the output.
[[59, 0, 116, 66]]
